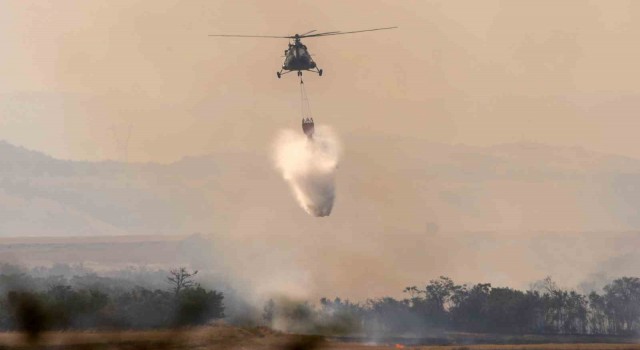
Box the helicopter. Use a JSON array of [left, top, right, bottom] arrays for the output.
[[209, 27, 397, 79]]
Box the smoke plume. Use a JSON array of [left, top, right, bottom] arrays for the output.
[[273, 125, 341, 217]]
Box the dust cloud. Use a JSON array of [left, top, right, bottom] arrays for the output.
[[273, 125, 341, 217]]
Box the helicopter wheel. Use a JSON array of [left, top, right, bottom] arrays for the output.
[[277, 72, 281, 79], [297, 71, 302, 77], [319, 69, 323, 77]]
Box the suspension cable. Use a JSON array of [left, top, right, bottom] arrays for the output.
[[299, 75, 313, 119], [300, 76, 304, 119]]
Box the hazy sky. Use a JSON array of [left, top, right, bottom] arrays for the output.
[[2, 0, 640, 162], [5, 1, 640, 300]]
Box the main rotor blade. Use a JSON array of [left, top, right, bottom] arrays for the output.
[[299, 31, 340, 38], [208, 34, 290, 38], [209, 27, 397, 39], [301, 26, 398, 38]]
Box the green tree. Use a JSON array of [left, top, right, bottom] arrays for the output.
[[175, 285, 224, 326], [603, 277, 640, 334], [167, 267, 198, 297]]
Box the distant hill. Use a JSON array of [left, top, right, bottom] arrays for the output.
[[3, 139, 640, 237], [0, 140, 216, 236]]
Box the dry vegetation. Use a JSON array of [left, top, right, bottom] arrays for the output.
[[0, 326, 639, 350], [419, 345, 640, 350], [0, 325, 320, 350]]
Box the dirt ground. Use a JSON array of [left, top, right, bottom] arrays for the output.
[[1, 326, 639, 350]]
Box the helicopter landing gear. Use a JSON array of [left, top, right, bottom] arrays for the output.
[[297, 71, 302, 77], [277, 70, 292, 79], [307, 67, 323, 76]]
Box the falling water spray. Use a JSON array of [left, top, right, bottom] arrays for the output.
[[273, 125, 341, 217]]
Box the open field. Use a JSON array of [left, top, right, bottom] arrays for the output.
[[0, 235, 192, 270], [1, 326, 639, 350]]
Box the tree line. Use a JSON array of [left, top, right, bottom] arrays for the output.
[[3, 263, 639, 337], [265, 276, 640, 336], [0, 267, 224, 337]]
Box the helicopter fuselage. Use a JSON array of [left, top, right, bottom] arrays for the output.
[[278, 39, 322, 78], [283, 42, 316, 70]]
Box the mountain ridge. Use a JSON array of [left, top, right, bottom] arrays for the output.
[[2, 139, 640, 237]]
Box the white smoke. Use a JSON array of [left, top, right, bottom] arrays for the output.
[[273, 125, 341, 217]]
